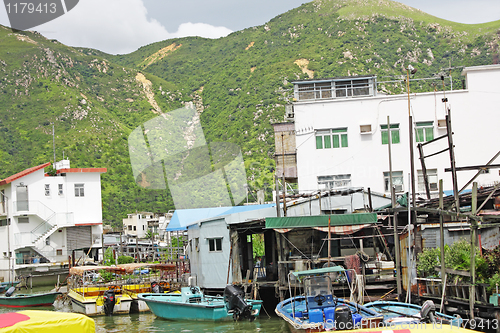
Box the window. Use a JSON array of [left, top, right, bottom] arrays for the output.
[[381, 124, 400, 144], [384, 171, 404, 193], [74, 184, 84, 197], [297, 82, 332, 100], [128, 225, 132, 231], [56, 249, 63, 256], [318, 174, 351, 189], [133, 226, 136, 231], [335, 79, 370, 97], [58, 184, 63, 195], [208, 238, 223, 252], [316, 128, 348, 149], [415, 122, 434, 143], [45, 184, 50, 196], [418, 169, 438, 192], [18, 217, 29, 223]]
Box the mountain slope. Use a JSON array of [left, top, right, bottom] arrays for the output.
[[0, 0, 499, 226]]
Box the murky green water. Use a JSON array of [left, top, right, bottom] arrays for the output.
[[0, 289, 290, 333]]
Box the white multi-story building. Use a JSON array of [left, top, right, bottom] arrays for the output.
[[0, 159, 106, 282], [291, 65, 500, 196], [123, 212, 154, 238]]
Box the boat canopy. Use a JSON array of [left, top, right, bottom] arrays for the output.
[[291, 266, 346, 278], [69, 265, 127, 276], [0, 310, 94, 333], [117, 263, 176, 274], [266, 213, 377, 229]]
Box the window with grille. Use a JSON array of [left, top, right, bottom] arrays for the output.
[[415, 122, 434, 143], [384, 171, 404, 193], [74, 184, 84, 197], [418, 169, 438, 192], [381, 124, 400, 145], [318, 174, 352, 189], [45, 184, 50, 196], [208, 238, 223, 252], [316, 128, 348, 149]]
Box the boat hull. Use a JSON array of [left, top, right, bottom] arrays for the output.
[[139, 293, 262, 321], [68, 289, 132, 316], [364, 301, 463, 327], [276, 296, 383, 333], [0, 292, 61, 308]]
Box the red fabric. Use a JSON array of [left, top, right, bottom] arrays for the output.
[[0, 312, 31, 328]]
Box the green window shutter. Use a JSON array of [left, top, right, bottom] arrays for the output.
[[392, 130, 400, 144], [324, 135, 331, 149], [341, 134, 348, 147], [332, 135, 340, 148], [425, 128, 434, 141], [316, 136, 323, 149], [381, 131, 388, 145], [416, 128, 424, 143]]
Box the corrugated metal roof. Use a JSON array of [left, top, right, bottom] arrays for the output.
[[166, 204, 275, 231]]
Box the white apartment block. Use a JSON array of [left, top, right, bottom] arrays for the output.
[[291, 65, 500, 196], [0, 160, 106, 281]]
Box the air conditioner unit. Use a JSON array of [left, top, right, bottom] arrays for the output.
[[394, 184, 404, 193]]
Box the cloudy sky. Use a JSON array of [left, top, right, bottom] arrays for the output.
[[1, 0, 500, 55]]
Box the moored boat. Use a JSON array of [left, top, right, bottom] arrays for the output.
[[0, 291, 61, 308], [67, 265, 132, 316], [139, 284, 262, 321], [364, 300, 463, 327], [119, 263, 176, 313], [275, 266, 383, 332], [0, 310, 94, 333]]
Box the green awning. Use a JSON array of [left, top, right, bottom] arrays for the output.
[[265, 213, 377, 229], [291, 266, 346, 278]]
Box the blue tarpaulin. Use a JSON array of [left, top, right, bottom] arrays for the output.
[[166, 204, 275, 231]]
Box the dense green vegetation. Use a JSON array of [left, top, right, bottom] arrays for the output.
[[417, 239, 500, 291], [0, 0, 499, 228]]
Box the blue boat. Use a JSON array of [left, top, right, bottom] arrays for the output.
[[138, 285, 262, 321], [364, 300, 463, 327], [275, 266, 383, 332]]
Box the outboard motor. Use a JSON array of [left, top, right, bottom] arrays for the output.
[[334, 305, 354, 330], [419, 300, 437, 323], [103, 289, 116, 316], [5, 287, 15, 297], [224, 285, 253, 321]]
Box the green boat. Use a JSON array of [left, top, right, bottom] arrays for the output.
[[0, 291, 61, 308], [139, 285, 262, 321]]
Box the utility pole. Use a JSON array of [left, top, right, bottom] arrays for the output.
[[406, 66, 416, 208], [387, 116, 402, 298], [281, 133, 287, 217]]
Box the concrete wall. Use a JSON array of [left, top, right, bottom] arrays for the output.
[[294, 65, 500, 195]]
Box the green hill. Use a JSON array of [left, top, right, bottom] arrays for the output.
[[0, 0, 499, 227]]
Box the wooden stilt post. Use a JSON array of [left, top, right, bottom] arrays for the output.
[[439, 179, 446, 314], [470, 182, 478, 320]]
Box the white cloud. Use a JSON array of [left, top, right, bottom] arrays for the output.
[[0, 0, 232, 55], [172, 22, 232, 39]]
